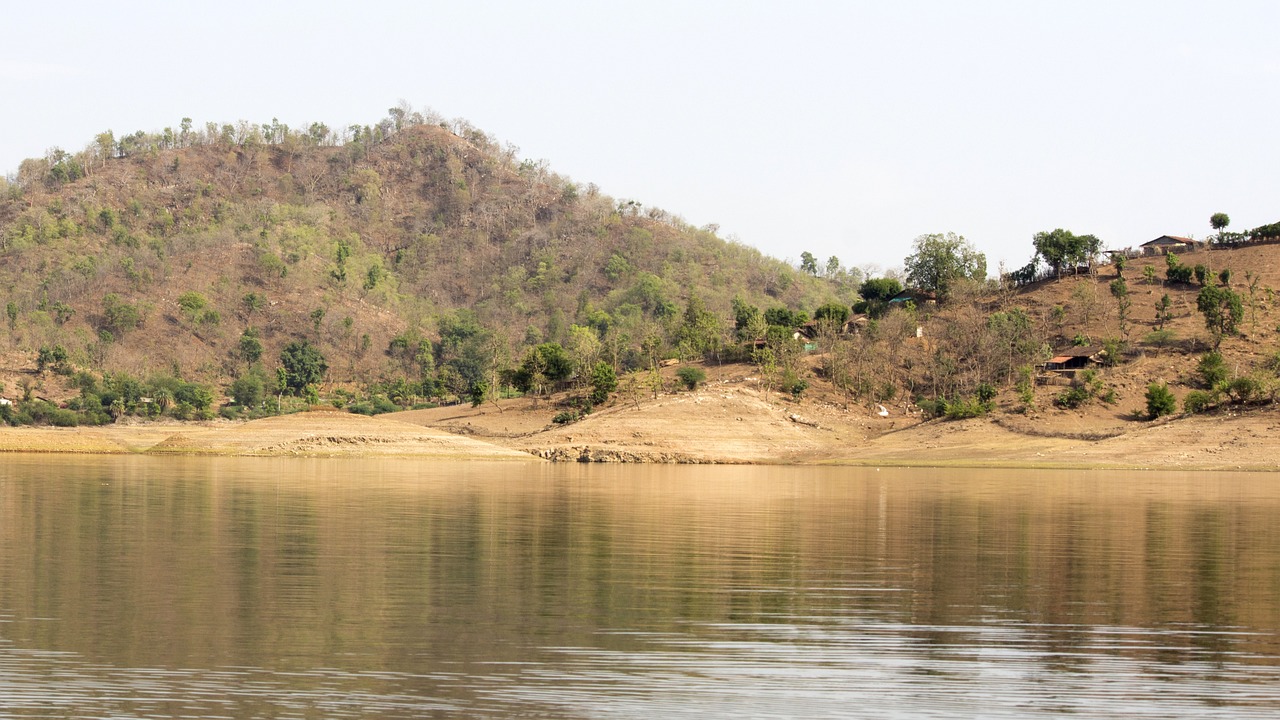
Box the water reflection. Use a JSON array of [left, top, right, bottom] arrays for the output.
[[1, 456, 1279, 717]]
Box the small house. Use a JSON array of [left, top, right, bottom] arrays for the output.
[[790, 322, 820, 352], [1141, 235, 1199, 256], [887, 288, 938, 308], [792, 321, 820, 342], [1044, 346, 1103, 372]]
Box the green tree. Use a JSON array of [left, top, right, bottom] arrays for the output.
[[764, 307, 807, 328], [513, 343, 572, 394], [1210, 212, 1230, 243], [1196, 284, 1243, 347], [468, 380, 490, 408], [229, 373, 265, 407], [1145, 382, 1177, 419], [566, 325, 602, 381], [674, 294, 722, 360], [855, 277, 903, 318], [364, 261, 385, 290], [731, 296, 767, 342], [603, 254, 633, 281], [800, 251, 818, 276], [813, 302, 851, 326], [238, 327, 264, 366], [1109, 277, 1131, 337], [52, 302, 74, 325], [5, 301, 16, 329], [903, 232, 986, 297], [279, 340, 328, 394], [589, 361, 617, 404], [101, 294, 141, 335], [175, 382, 214, 411], [36, 345, 69, 374], [1155, 294, 1173, 331], [1033, 228, 1102, 277]]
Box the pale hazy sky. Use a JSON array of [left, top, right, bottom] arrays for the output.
[[4, 1, 1277, 272]]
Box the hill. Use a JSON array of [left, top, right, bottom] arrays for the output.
[[1, 110, 1279, 469], [0, 110, 854, 409]]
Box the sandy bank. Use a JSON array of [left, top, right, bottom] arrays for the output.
[[0, 411, 537, 461], [2, 383, 1279, 470], [395, 375, 1280, 470]]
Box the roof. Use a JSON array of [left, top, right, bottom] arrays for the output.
[[1141, 235, 1197, 246], [888, 288, 938, 304], [1053, 346, 1101, 358]]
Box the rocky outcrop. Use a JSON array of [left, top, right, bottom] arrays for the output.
[[525, 445, 720, 464]]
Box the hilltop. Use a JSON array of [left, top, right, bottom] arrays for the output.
[[0, 110, 853, 398]]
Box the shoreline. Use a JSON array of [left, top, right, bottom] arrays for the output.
[[1, 405, 1276, 471]]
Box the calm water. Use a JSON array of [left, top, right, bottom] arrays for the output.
[[1, 456, 1279, 718]]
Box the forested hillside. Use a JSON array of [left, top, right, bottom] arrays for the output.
[[0, 109, 856, 415]]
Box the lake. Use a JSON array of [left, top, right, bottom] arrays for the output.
[[1, 455, 1279, 718]]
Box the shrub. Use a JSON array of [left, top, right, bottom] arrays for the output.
[[552, 411, 580, 424], [1227, 375, 1261, 404], [676, 366, 706, 390], [916, 397, 946, 418], [1143, 329, 1177, 348], [1183, 389, 1217, 414], [976, 383, 997, 404], [348, 401, 376, 416], [1015, 365, 1035, 409], [1145, 383, 1177, 419], [1197, 351, 1229, 389], [1055, 385, 1092, 409], [944, 396, 989, 419], [49, 409, 79, 427], [782, 371, 809, 400], [371, 394, 399, 414], [170, 401, 194, 420]]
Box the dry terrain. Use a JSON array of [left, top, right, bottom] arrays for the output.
[[1, 368, 1277, 469], [4, 246, 1280, 470]]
